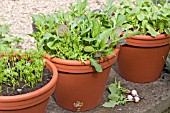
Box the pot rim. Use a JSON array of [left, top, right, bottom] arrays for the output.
[[129, 34, 169, 40], [0, 59, 58, 102], [124, 34, 170, 47], [45, 46, 120, 66]]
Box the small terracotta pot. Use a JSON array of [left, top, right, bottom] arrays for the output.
[[0, 59, 58, 113], [118, 34, 170, 83], [45, 47, 120, 112]]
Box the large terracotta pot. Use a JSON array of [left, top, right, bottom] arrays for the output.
[[118, 34, 170, 83], [0, 59, 58, 113], [45, 47, 120, 112]]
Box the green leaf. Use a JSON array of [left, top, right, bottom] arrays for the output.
[[103, 77, 131, 108], [165, 28, 170, 35], [106, 0, 114, 8], [1, 37, 13, 42], [146, 24, 159, 36], [116, 14, 126, 27], [76, 0, 88, 16], [89, 58, 102, 72], [122, 24, 133, 30], [102, 101, 118, 107], [46, 35, 59, 50], [126, 30, 144, 38], [84, 46, 95, 52], [137, 11, 145, 21], [108, 84, 119, 94], [46, 14, 56, 30], [81, 22, 92, 36], [110, 27, 123, 40], [47, 41, 56, 50], [136, 0, 142, 6], [108, 93, 120, 101], [92, 19, 101, 38], [43, 33, 54, 39], [141, 20, 148, 32], [32, 14, 45, 31], [96, 28, 112, 47], [99, 39, 109, 49], [83, 37, 97, 42], [0, 24, 10, 36], [159, 22, 164, 33]]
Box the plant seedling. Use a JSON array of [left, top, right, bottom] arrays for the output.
[[103, 78, 141, 107], [102, 78, 131, 107]]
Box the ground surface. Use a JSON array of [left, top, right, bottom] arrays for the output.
[[0, 0, 170, 113], [46, 65, 170, 113]]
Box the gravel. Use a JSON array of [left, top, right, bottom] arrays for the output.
[[0, 0, 57, 50], [0, 0, 56, 35], [0, 0, 111, 50], [0, 0, 110, 35]]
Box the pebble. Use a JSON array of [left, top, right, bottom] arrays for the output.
[[17, 88, 22, 92]]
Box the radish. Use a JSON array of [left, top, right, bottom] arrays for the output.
[[134, 96, 140, 103], [131, 89, 138, 96], [127, 95, 133, 101]]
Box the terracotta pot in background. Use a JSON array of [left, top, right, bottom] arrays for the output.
[[0, 59, 58, 113], [45, 47, 120, 112], [118, 34, 170, 83]]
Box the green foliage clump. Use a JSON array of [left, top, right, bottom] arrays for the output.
[[103, 78, 130, 107], [109, 0, 170, 36], [0, 49, 46, 92], [0, 23, 46, 92], [30, 0, 132, 72]]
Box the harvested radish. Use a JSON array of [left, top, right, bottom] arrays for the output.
[[131, 90, 138, 96], [134, 96, 140, 103], [127, 95, 133, 101]]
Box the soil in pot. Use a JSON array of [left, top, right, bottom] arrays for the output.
[[0, 67, 52, 96]]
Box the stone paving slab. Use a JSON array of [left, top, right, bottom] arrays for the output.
[[46, 64, 170, 113]]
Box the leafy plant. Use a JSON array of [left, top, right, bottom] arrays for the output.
[[0, 23, 46, 93], [30, 0, 132, 72], [109, 0, 170, 36], [0, 48, 46, 92], [0, 23, 23, 51], [0, 24, 10, 38], [102, 78, 131, 107]]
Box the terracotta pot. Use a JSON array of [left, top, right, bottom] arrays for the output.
[[0, 59, 58, 113], [118, 34, 170, 83], [45, 47, 120, 112]]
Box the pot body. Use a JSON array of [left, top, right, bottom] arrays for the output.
[[0, 59, 58, 113], [118, 34, 170, 83], [46, 47, 119, 111]]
